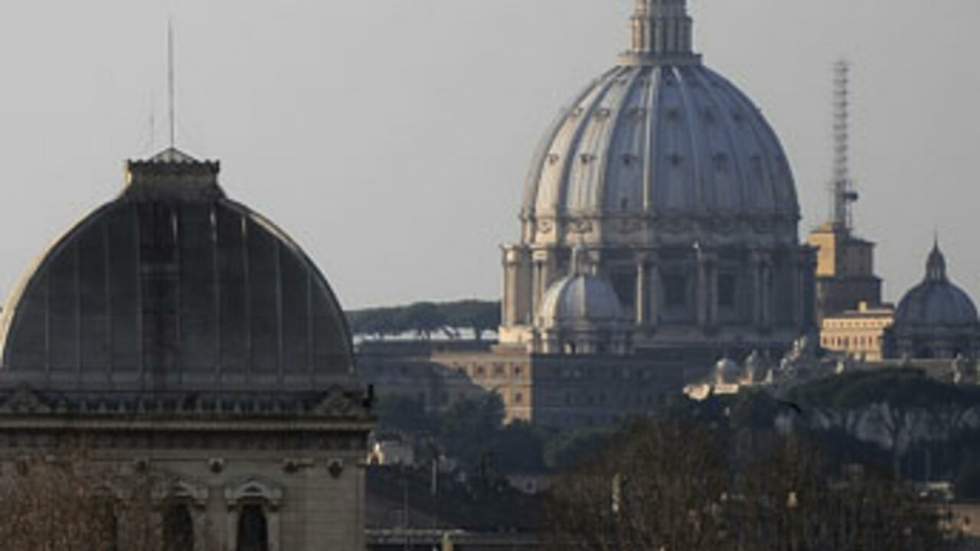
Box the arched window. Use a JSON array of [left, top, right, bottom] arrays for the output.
[[163, 502, 194, 551], [236, 504, 269, 551], [225, 477, 282, 551], [94, 497, 119, 551]]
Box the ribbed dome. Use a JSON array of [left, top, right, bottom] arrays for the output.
[[895, 244, 978, 327], [538, 272, 624, 327], [0, 148, 354, 393], [523, 65, 797, 223], [521, 1, 798, 243]]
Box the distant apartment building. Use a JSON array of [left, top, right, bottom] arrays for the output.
[[821, 302, 894, 361]]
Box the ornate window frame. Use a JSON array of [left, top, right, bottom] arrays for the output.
[[154, 476, 211, 551], [224, 476, 283, 551]]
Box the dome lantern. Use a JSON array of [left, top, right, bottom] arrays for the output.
[[622, 0, 701, 66], [926, 239, 948, 283]]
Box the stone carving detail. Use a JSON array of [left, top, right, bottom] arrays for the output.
[[567, 218, 594, 234], [0, 385, 372, 421], [282, 458, 314, 474], [617, 218, 646, 234], [0, 386, 51, 414], [224, 476, 284, 510], [209, 458, 226, 473], [309, 387, 366, 418], [155, 476, 210, 508], [327, 458, 344, 479]]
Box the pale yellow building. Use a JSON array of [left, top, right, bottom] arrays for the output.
[[807, 223, 882, 322], [820, 302, 894, 361]]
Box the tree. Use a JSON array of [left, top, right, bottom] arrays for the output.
[[443, 300, 501, 341], [375, 395, 437, 434], [399, 302, 447, 340], [544, 419, 954, 551], [492, 421, 547, 472], [439, 394, 506, 468], [736, 437, 951, 551], [0, 451, 218, 551], [347, 299, 501, 340], [545, 420, 729, 551]]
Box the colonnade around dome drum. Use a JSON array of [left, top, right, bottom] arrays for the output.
[[501, 242, 816, 353]]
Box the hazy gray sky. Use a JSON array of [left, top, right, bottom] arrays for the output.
[[1, 1, 979, 309]]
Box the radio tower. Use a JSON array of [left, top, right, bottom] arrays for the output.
[[831, 59, 858, 231]]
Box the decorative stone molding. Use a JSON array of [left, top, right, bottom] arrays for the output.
[[327, 458, 344, 479], [155, 476, 210, 509], [208, 458, 225, 474], [224, 476, 284, 511], [282, 457, 315, 474], [224, 476, 284, 551], [0, 385, 373, 422], [0, 386, 51, 414]]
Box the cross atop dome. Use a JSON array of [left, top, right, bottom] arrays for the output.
[[621, 0, 702, 66]]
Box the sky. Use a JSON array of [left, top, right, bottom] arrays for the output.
[[0, 0, 978, 310]]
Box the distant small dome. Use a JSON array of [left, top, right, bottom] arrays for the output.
[[538, 250, 624, 327], [895, 243, 979, 327], [743, 350, 767, 382], [714, 356, 741, 385]]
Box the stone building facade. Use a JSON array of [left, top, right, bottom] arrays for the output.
[[808, 223, 883, 322], [0, 148, 372, 550], [820, 302, 894, 361], [358, 341, 699, 428]]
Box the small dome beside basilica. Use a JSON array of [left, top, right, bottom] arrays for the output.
[[534, 249, 630, 355], [538, 271, 625, 328], [894, 244, 978, 327], [887, 242, 980, 360]]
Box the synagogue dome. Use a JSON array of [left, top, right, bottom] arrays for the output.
[[0, 148, 354, 393]]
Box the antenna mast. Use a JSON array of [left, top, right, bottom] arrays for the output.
[[831, 59, 857, 230], [167, 18, 176, 149]]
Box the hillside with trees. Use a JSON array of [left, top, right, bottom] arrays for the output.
[[347, 300, 500, 340]]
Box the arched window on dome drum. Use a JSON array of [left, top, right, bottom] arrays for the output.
[[718, 273, 737, 309], [663, 274, 687, 309], [237, 504, 270, 551], [162, 502, 194, 551], [610, 271, 637, 313]]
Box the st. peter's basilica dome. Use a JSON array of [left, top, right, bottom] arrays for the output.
[[501, 0, 815, 357]]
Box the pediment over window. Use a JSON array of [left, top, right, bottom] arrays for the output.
[[224, 476, 283, 510]]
